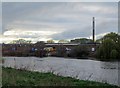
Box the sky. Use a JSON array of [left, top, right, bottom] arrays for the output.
[[1, 2, 118, 43]]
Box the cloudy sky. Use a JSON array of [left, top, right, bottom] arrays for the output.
[[1, 2, 118, 43]]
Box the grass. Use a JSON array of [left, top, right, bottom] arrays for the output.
[[2, 67, 119, 87], [0, 58, 4, 63]]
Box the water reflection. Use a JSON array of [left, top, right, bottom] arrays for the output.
[[100, 62, 118, 69]]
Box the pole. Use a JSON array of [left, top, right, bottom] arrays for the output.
[[93, 17, 95, 43]]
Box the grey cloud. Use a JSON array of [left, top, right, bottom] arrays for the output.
[[2, 2, 118, 43], [2, 0, 119, 2], [52, 18, 118, 40]]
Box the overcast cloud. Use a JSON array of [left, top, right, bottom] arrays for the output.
[[1, 2, 118, 43]]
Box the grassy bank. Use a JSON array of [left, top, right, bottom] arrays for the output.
[[2, 67, 119, 87], [0, 58, 4, 63]]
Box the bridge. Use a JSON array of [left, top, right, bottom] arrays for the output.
[[2, 43, 100, 52], [2, 42, 100, 57], [45, 43, 99, 51], [45, 43, 100, 56]]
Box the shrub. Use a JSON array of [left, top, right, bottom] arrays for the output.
[[110, 50, 118, 59], [55, 45, 66, 57], [96, 32, 120, 60], [96, 39, 117, 60], [69, 46, 89, 58]]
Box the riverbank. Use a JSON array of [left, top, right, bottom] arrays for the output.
[[2, 67, 119, 87], [3, 57, 119, 86]]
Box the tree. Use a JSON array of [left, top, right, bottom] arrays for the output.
[[47, 40, 54, 43], [69, 45, 89, 58], [58, 40, 69, 43], [96, 32, 120, 60], [10, 39, 31, 44], [70, 38, 93, 44], [102, 38, 116, 59], [26, 40, 32, 44], [35, 41, 46, 57], [110, 50, 118, 59], [96, 45, 104, 59], [96, 38, 102, 43], [55, 44, 66, 57], [103, 32, 119, 43]]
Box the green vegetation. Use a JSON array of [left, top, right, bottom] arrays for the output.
[[2, 67, 118, 87], [10, 39, 32, 44], [96, 32, 120, 60], [47, 40, 55, 43], [70, 38, 93, 44], [58, 39, 69, 43], [69, 45, 89, 58], [110, 49, 118, 59], [0, 58, 4, 63], [55, 45, 66, 57]]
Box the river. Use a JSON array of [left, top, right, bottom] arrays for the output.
[[2, 57, 120, 86]]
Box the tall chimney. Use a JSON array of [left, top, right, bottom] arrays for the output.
[[93, 17, 95, 43]]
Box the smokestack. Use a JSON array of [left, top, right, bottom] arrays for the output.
[[93, 17, 95, 43]]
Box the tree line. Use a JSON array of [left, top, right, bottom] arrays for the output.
[[55, 32, 120, 60], [96, 32, 120, 60], [6, 32, 120, 60], [8, 38, 93, 44]]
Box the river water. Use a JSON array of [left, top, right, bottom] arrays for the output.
[[2, 57, 120, 86]]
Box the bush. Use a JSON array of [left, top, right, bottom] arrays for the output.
[[69, 46, 89, 58], [96, 32, 120, 60], [55, 45, 66, 57], [110, 50, 118, 59], [96, 38, 117, 60]]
